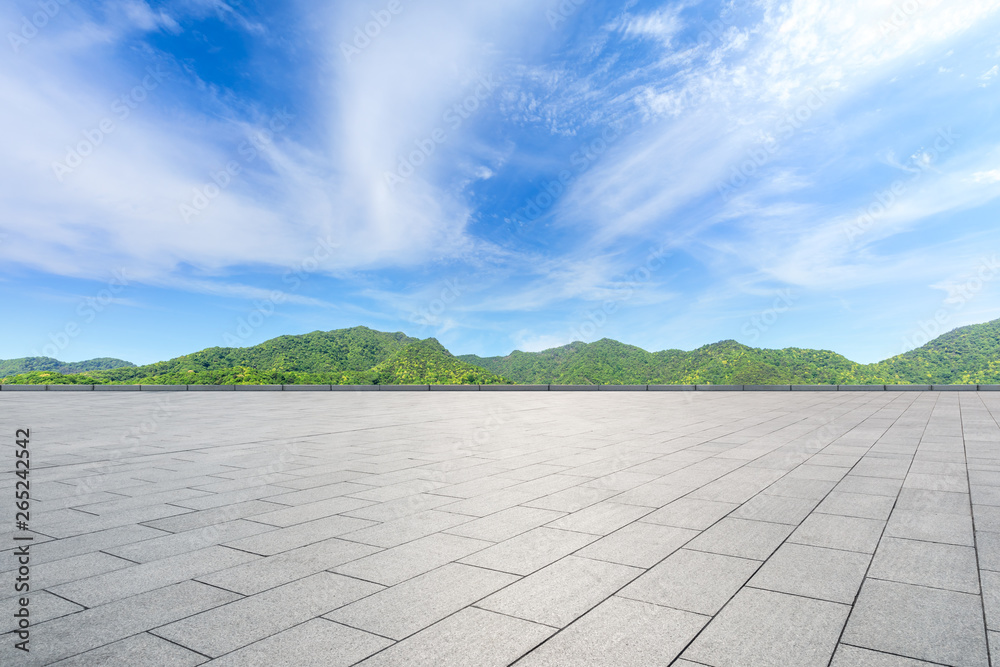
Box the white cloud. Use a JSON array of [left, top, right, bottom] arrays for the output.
[[973, 170, 1000, 184], [512, 330, 575, 352], [981, 64, 999, 84], [621, 8, 684, 45], [122, 0, 182, 34], [0, 1, 545, 291]]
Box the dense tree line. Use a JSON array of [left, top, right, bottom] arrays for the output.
[[4, 320, 1000, 386]]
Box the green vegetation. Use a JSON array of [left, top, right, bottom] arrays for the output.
[[4, 318, 1000, 386], [0, 327, 509, 385], [460, 317, 1000, 385], [460, 339, 867, 385], [0, 357, 133, 378]]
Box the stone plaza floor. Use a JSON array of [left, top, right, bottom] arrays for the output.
[[1, 390, 999, 666]]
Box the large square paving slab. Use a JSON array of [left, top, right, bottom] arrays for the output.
[[2, 390, 998, 665]]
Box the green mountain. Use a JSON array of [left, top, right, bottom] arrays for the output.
[[0, 327, 509, 385], [459, 338, 865, 385], [0, 357, 134, 378], [4, 318, 1000, 386], [459, 317, 1000, 385], [868, 319, 1000, 385]]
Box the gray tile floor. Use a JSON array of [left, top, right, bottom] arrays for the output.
[[1, 391, 998, 665]]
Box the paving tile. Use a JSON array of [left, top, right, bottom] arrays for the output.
[[0, 590, 84, 634], [829, 644, 940, 666], [815, 491, 896, 521], [106, 518, 277, 562], [248, 496, 375, 527], [203, 619, 390, 667], [748, 542, 871, 604], [522, 486, 620, 512], [344, 493, 460, 521], [338, 509, 473, 548], [789, 514, 885, 553], [435, 489, 542, 517], [980, 569, 1000, 631], [884, 509, 974, 546], [477, 555, 641, 628], [980, 530, 1000, 571], [141, 500, 285, 533], [0, 550, 134, 590], [354, 607, 554, 667], [0, 581, 239, 665], [10, 386, 1000, 667], [197, 537, 382, 595], [685, 517, 793, 560], [544, 501, 651, 536], [609, 482, 694, 508], [682, 587, 850, 667], [575, 521, 698, 568], [327, 563, 518, 639], [513, 596, 709, 666], [1, 524, 166, 565], [902, 473, 969, 493], [443, 506, 565, 542], [618, 548, 759, 615], [153, 572, 382, 658], [640, 497, 738, 530], [223, 514, 377, 555], [894, 488, 970, 516], [974, 504, 1000, 532], [835, 475, 904, 497], [50, 545, 260, 607], [842, 579, 988, 666], [48, 632, 206, 667], [459, 527, 598, 575], [763, 477, 837, 500], [266, 481, 377, 505], [731, 493, 818, 524], [334, 532, 492, 585], [868, 537, 980, 593]]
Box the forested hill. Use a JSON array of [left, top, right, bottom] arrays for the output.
[[0, 357, 134, 378], [458, 339, 866, 385], [3, 318, 1000, 385], [0, 326, 509, 385], [459, 318, 1000, 385]]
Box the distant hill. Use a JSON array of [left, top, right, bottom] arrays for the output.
[[459, 338, 864, 385], [868, 319, 1000, 384], [0, 327, 508, 385], [3, 318, 1000, 385], [0, 357, 134, 378], [460, 317, 1000, 385]]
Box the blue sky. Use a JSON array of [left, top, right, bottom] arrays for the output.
[[2, 0, 1000, 366]]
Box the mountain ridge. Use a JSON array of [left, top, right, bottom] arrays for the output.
[[3, 318, 1000, 385]]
